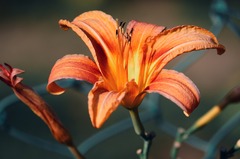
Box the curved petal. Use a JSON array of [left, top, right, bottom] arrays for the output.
[[59, 11, 118, 82], [88, 81, 126, 128], [47, 54, 101, 95], [148, 25, 225, 81], [146, 69, 200, 116], [126, 21, 165, 86], [126, 20, 166, 54]]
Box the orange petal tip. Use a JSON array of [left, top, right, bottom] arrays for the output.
[[217, 44, 226, 55], [183, 111, 190, 117]]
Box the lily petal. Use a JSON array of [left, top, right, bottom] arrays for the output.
[[47, 54, 101, 95], [88, 81, 126, 128], [59, 11, 118, 82], [126, 20, 165, 54], [149, 25, 225, 79], [146, 69, 200, 116], [126, 21, 166, 86]]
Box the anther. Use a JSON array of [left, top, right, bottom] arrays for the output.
[[130, 28, 134, 35], [122, 22, 126, 28], [119, 21, 126, 28], [126, 33, 131, 42]]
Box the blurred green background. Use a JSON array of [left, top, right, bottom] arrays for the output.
[[0, 0, 240, 158]]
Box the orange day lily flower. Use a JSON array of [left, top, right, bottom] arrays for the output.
[[47, 10, 225, 128]]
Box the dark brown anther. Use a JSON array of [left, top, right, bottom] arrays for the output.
[[122, 22, 126, 28], [130, 28, 134, 35], [125, 28, 134, 42], [119, 21, 126, 28], [126, 33, 131, 42], [119, 21, 123, 28]]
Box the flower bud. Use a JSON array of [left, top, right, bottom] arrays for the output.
[[0, 63, 73, 146]]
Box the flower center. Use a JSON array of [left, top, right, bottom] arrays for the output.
[[114, 20, 150, 93], [109, 20, 133, 91]]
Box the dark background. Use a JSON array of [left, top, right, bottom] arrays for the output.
[[0, 0, 240, 158]]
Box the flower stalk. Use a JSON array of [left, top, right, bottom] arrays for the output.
[[184, 85, 240, 136], [171, 85, 240, 159], [129, 108, 155, 159], [68, 144, 85, 159]]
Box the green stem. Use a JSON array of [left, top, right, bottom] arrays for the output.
[[129, 108, 155, 159], [171, 104, 224, 159], [170, 128, 185, 159], [129, 108, 145, 137]]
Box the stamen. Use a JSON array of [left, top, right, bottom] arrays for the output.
[[126, 28, 134, 42], [119, 21, 126, 28], [126, 32, 131, 42], [130, 28, 134, 35], [121, 22, 126, 28], [115, 20, 131, 49]]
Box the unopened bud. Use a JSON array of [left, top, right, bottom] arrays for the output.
[[0, 63, 73, 146], [220, 85, 240, 108]]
